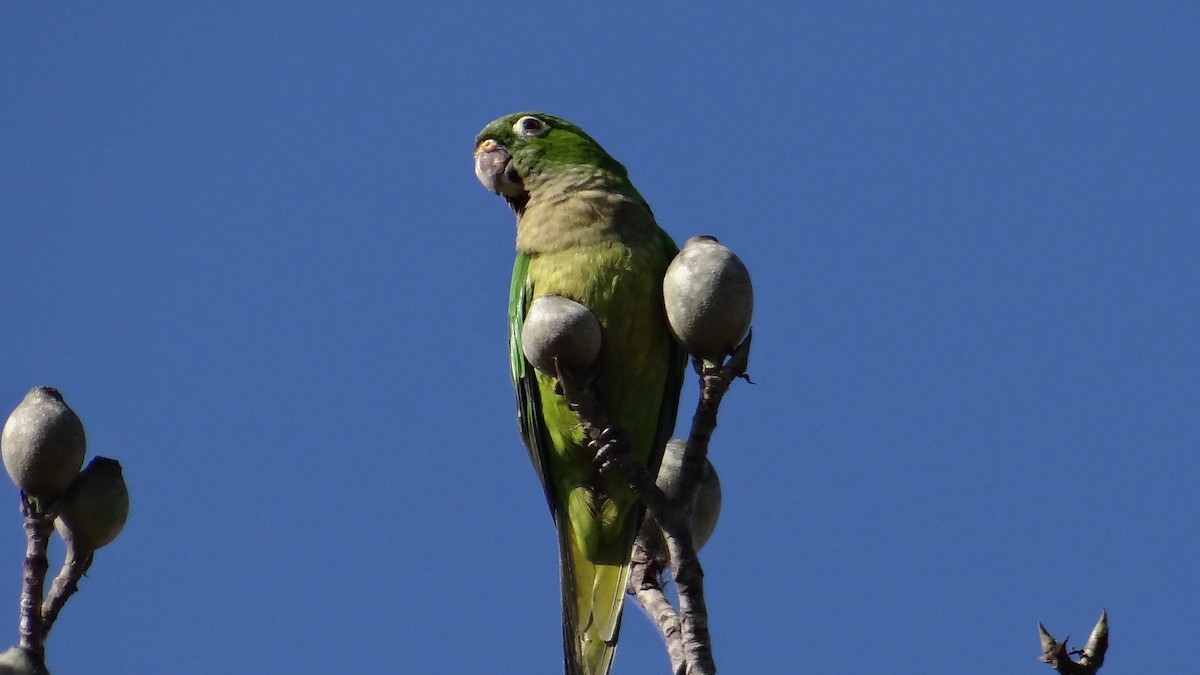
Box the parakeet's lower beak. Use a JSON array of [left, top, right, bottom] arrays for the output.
[[474, 139, 525, 198]]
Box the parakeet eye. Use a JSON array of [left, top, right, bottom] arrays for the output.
[[513, 115, 549, 138]]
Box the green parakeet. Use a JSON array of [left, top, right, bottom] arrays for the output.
[[475, 112, 684, 675]]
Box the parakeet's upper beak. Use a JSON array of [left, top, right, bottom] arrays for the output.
[[474, 138, 526, 198]]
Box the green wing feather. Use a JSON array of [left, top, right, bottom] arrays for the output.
[[509, 251, 556, 511]]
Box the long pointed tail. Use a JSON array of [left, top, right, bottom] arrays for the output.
[[557, 514, 632, 675]]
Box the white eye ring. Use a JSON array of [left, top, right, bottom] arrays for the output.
[[513, 115, 549, 138]]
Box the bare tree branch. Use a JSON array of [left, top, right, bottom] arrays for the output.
[[40, 552, 93, 637], [669, 331, 751, 675], [16, 497, 54, 659], [629, 546, 685, 675]]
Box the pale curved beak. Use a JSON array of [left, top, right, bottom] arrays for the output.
[[474, 139, 525, 197]]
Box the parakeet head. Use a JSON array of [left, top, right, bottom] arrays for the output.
[[474, 112, 633, 212]]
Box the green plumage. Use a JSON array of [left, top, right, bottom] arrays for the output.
[[478, 113, 684, 675]]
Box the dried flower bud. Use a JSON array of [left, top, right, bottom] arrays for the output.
[[522, 295, 603, 376], [56, 457, 129, 553], [2, 387, 85, 500], [663, 236, 753, 363]]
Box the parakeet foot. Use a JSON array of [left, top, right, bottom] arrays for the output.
[[588, 426, 635, 477]]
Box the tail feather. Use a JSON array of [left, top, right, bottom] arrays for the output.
[[557, 515, 632, 675]]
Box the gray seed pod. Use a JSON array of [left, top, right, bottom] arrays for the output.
[[56, 457, 129, 553], [522, 295, 603, 376], [639, 439, 722, 557], [1, 387, 86, 499], [663, 236, 753, 362]]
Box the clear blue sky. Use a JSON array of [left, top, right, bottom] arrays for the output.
[[2, 3, 1197, 673]]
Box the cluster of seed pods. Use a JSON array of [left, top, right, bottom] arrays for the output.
[[0, 387, 129, 672]]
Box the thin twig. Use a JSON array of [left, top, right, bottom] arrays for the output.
[[669, 331, 752, 675], [630, 545, 685, 675], [17, 497, 54, 658], [41, 550, 93, 636]]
